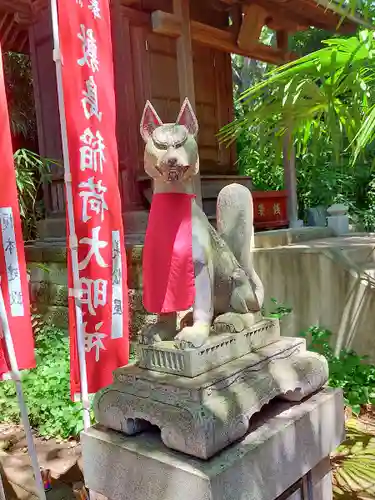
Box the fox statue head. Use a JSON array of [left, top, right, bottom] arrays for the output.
[[140, 98, 199, 184]]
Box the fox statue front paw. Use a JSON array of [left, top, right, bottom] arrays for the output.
[[174, 322, 211, 349]]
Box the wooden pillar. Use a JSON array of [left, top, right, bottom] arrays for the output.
[[29, 7, 65, 218], [173, 0, 202, 207], [283, 132, 299, 227], [110, 0, 144, 213], [277, 30, 299, 227]]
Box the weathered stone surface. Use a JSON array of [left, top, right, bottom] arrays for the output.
[[30, 282, 68, 307], [94, 338, 328, 459], [28, 262, 68, 286], [24, 245, 45, 263], [40, 305, 69, 329], [41, 245, 68, 263], [25, 242, 67, 263], [138, 317, 279, 377], [83, 387, 344, 500]]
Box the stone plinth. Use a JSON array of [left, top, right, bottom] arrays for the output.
[[83, 387, 344, 500], [138, 317, 280, 377], [94, 337, 328, 459]]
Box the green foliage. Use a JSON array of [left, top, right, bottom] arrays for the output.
[[3, 52, 36, 141], [0, 321, 83, 440], [332, 417, 375, 498], [229, 28, 375, 226], [263, 297, 292, 319], [14, 149, 56, 241], [222, 30, 374, 159], [301, 326, 375, 415]]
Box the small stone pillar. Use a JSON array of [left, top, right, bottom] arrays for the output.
[[327, 203, 349, 235]]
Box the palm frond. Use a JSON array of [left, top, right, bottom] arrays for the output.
[[219, 29, 375, 162]]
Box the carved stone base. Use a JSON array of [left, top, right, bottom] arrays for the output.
[[94, 337, 329, 459], [138, 317, 280, 377]]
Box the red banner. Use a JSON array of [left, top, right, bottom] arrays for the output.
[[56, 0, 129, 396], [0, 46, 35, 376]]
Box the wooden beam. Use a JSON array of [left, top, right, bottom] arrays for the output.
[[152, 10, 294, 65], [172, 0, 202, 206], [173, 0, 195, 107], [229, 4, 242, 37], [237, 3, 267, 51], [0, 0, 31, 15]]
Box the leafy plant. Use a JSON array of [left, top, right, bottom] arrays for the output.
[[14, 148, 56, 241], [229, 28, 375, 226], [222, 30, 375, 163], [0, 323, 83, 440], [263, 297, 292, 319], [301, 326, 375, 415], [332, 417, 375, 498]]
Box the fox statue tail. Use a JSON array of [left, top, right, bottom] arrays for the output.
[[216, 183, 264, 310]]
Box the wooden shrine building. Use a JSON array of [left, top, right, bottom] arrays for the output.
[[0, 0, 366, 240]]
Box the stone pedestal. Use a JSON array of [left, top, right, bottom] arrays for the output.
[[327, 204, 349, 235], [93, 335, 328, 459], [83, 387, 344, 500]]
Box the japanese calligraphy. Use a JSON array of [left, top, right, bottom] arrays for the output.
[[112, 268, 121, 286], [84, 321, 107, 362], [1, 213, 13, 231], [111, 230, 124, 339], [5, 238, 15, 255], [10, 291, 23, 306], [7, 264, 19, 281], [113, 299, 123, 315], [257, 203, 265, 217], [59, 0, 129, 396], [88, 0, 101, 19], [78, 226, 108, 270], [80, 128, 106, 173], [112, 239, 120, 259], [0, 207, 24, 317], [81, 76, 102, 121], [79, 177, 108, 222], [77, 25, 99, 73], [78, 277, 107, 315]]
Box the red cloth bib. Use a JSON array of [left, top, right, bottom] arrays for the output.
[[142, 192, 195, 313]]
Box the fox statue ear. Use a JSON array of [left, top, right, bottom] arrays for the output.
[[140, 101, 163, 142], [176, 98, 198, 137]]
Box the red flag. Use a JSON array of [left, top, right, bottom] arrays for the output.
[[0, 46, 35, 376], [56, 0, 129, 396]]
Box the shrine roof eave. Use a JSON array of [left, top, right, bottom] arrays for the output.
[[0, 0, 372, 55], [228, 0, 374, 34]]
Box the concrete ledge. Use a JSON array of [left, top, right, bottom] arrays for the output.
[[82, 387, 344, 500], [254, 227, 335, 249]]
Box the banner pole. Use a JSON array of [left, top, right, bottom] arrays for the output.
[[50, 0, 91, 431], [0, 467, 7, 500], [0, 286, 46, 500]]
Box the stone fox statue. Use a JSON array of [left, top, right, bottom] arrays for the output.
[[140, 98, 264, 349]]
